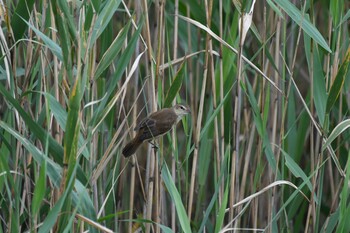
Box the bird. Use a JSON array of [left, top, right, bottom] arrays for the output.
[[122, 104, 191, 157]]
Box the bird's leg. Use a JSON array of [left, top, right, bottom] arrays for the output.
[[149, 141, 159, 150]]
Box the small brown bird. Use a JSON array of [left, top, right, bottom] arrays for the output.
[[122, 104, 191, 157]]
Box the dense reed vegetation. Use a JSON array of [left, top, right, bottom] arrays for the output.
[[0, 0, 349, 232]]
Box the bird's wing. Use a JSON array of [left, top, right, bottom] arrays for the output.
[[134, 117, 156, 131], [138, 117, 176, 141]]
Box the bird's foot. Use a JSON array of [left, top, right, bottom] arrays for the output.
[[149, 141, 159, 150]]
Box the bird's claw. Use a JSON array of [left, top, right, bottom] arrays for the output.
[[149, 141, 159, 149]]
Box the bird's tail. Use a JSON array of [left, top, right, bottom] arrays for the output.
[[122, 137, 142, 157]]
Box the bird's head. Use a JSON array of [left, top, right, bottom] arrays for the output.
[[173, 104, 191, 117]]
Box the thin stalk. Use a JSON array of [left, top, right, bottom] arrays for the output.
[[208, 4, 221, 211], [85, 11, 97, 212], [128, 25, 140, 232], [141, 0, 157, 232], [188, 0, 213, 221], [229, 6, 244, 227], [186, 4, 195, 222], [154, 1, 165, 232], [305, 0, 317, 231], [270, 10, 281, 233], [239, 124, 255, 200], [325, 10, 335, 202], [280, 8, 291, 231], [333, 8, 343, 200], [171, 0, 179, 231], [186, 5, 195, 118], [219, 0, 225, 207]]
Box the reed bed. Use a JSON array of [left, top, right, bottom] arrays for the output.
[[0, 0, 349, 232]]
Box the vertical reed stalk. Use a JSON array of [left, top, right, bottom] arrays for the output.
[[218, 0, 225, 206], [141, 0, 157, 231], [229, 5, 244, 226], [187, 0, 213, 221], [171, 0, 179, 231]]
